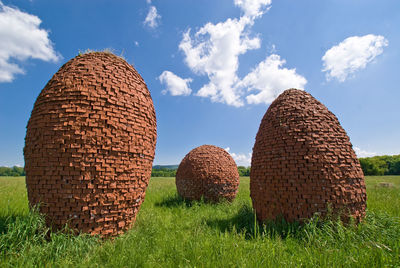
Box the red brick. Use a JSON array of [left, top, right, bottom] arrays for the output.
[[176, 145, 240, 202], [250, 89, 367, 223], [24, 52, 157, 238]]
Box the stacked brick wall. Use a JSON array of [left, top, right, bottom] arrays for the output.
[[24, 52, 157, 237], [176, 145, 240, 202], [250, 89, 366, 223]]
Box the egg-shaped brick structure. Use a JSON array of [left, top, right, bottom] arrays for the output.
[[176, 145, 240, 202], [250, 89, 366, 223], [24, 52, 157, 237]]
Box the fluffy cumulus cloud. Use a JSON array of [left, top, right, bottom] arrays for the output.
[[322, 34, 388, 82], [354, 147, 377, 158], [225, 147, 251, 166], [159, 71, 192, 96], [234, 0, 272, 18], [144, 5, 161, 29], [179, 17, 260, 107], [0, 1, 60, 83], [241, 54, 307, 105], [172, 0, 306, 107]]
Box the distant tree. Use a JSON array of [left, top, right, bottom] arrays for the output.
[[0, 167, 10, 176], [359, 157, 387, 175], [151, 168, 176, 177], [359, 155, 400, 176], [12, 166, 25, 176], [0, 166, 25, 176], [237, 166, 250, 176], [390, 160, 400, 175], [385, 155, 400, 175]]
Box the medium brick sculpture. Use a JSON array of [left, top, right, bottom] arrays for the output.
[[24, 52, 157, 237], [176, 145, 240, 202], [250, 89, 366, 223]]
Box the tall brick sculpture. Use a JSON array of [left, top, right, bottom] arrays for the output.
[[250, 89, 366, 223], [24, 52, 157, 237], [176, 145, 240, 202]]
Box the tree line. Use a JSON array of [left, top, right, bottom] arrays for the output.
[[151, 168, 177, 177], [359, 155, 400, 176], [2, 155, 399, 177], [0, 166, 25, 176]]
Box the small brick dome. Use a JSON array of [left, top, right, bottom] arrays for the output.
[[176, 145, 240, 202], [250, 89, 366, 223], [24, 52, 157, 237]]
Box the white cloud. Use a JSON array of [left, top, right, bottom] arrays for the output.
[[146, 0, 152, 3], [176, 0, 306, 107], [0, 1, 60, 83], [354, 147, 377, 158], [241, 54, 307, 105], [322, 34, 388, 82], [134, 41, 139, 47], [231, 152, 252, 166], [234, 0, 272, 18], [225, 147, 251, 166], [159, 71, 192, 96], [144, 5, 161, 29], [179, 16, 260, 107]]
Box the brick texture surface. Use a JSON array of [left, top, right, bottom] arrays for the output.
[[250, 89, 366, 223], [176, 145, 240, 202], [24, 52, 157, 237]]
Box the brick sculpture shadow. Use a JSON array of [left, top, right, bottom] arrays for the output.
[[176, 145, 240, 202], [24, 52, 157, 237], [250, 89, 367, 223]]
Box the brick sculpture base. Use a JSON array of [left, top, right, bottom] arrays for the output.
[[24, 52, 157, 237], [176, 145, 240, 202], [250, 89, 366, 223]]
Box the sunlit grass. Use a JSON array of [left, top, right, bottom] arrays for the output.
[[1, 176, 399, 267], [364, 176, 400, 216], [0, 177, 29, 231]]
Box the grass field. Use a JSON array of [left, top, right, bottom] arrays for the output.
[[1, 176, 400, 267]]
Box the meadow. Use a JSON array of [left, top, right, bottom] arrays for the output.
[[1, 176, 399, 267]]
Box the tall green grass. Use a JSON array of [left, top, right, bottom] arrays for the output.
[[1, 176, 399, 267]]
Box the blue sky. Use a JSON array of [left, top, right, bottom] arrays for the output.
[[0, 0, 399, 167]]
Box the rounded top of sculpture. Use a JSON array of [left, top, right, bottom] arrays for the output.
[[51, 51, 145, 88], [270, 88, 325, 109], [179, 145, 235, 168]]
